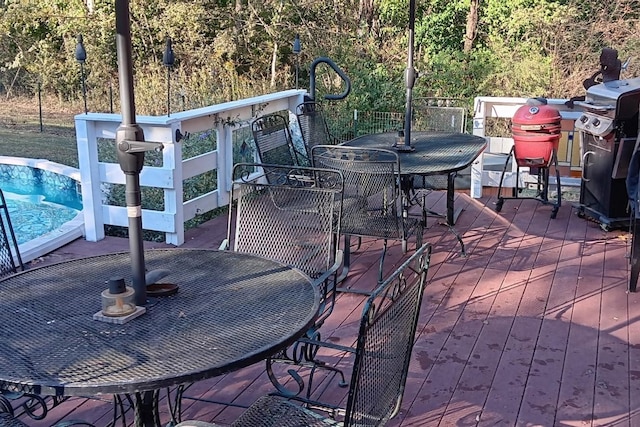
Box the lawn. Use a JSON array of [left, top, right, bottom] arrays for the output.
[[0, 97, 79, 167]]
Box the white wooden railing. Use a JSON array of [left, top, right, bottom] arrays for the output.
[[76, 93, 584, 246], [75, 89, 306, 245]]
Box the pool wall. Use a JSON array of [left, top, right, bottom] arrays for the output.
[[0, 156, 85, 264]]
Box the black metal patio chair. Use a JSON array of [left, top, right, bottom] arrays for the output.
[[296, 101, 344, 158], [409, 102, 468, 222], [176, 242, 432, 427], [172, 163, 345, 419], [221, 163, 344, 325], [0, 189, 24, 279], [311, 145, 423, 292], [252, 113, 309, 172]]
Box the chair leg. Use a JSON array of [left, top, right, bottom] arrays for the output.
[[265, 335, 350, 402], [378, 239, 388, 285], [336, 235, 351, 284]]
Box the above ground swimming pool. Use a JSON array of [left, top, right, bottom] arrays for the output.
[[0, 159, 84, 263], [3, 191, 80, 245]]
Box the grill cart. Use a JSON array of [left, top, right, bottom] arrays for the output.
[[574, 48, 640, 230]]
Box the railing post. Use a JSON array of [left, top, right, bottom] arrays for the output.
[[217, 123, 233, 207], [353, 109, 358, 137], [163, 125, 183, 245], [75, 115, 105, 241], [74, 90, 307, 245]]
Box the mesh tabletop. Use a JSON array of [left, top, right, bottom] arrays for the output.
[[0, 249, 318, 396], [344, 131, 487, 176]]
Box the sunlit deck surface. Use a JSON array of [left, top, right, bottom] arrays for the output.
[[19, 190, 640, 427]]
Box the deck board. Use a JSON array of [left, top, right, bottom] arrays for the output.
[[9, 191, 637, 427]]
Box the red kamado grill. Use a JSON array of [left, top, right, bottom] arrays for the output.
[[495, 101, 563, 219], [511, 104, 562, 167]]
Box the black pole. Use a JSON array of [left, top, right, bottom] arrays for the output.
[[109, 80, 114, 113], [163, 37, 175, 116], [166, 67, 171, 116], [80, 63, 87, 114], [403, 0, 417, 148], [115, 0, 147, 306], [75, 35, 88, 114], [38, 82, 43, 132], [293, 34, 301, 89]]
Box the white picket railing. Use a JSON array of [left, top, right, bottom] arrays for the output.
[[75, 89, 306, 245]]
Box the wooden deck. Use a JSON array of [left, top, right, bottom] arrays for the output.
[[12, 190, 640, 427]]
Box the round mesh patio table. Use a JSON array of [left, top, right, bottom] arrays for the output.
[[0, 249, 318, 425], [344, 131, 487, 225]]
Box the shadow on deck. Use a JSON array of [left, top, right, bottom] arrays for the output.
[[17, 190, 640, 427]]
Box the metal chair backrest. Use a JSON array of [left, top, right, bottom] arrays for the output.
[[343, 243, 431, 426], [227, 163, 344, 325], [252, 113, 307, 170], [296, 102, 340, 157], [413, 106, 466, 133], [311, 145, 404, 240], [0, 189, 23, 279]]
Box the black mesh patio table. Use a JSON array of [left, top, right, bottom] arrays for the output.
[[344, 131, 487, 226], [0, 249, 319, 426]]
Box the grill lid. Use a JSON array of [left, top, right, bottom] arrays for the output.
[[512, 104, 561, 126], [576, 77, 640, 110]]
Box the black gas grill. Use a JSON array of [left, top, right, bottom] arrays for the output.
[[574, 76, 640, 230]]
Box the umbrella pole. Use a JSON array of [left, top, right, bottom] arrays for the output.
[[402, 0, 417, 150], [115, 0, 147, 306]]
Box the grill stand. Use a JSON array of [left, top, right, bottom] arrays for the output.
[[495, 146, 561, 219]]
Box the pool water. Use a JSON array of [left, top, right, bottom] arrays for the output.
[[4, 191, 80, 245], [0, 163, 82, 245]]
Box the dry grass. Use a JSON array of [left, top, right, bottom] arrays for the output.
[[0, 96, 79, 167]]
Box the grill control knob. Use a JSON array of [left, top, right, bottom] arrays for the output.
[[580, 115, 589, 123], [592, 118, 601, 127]]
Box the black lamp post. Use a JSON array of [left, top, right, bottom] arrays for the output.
[[163, 37, 175, 116], [75, 34, 88, 114], [293, 34, 301, 89]]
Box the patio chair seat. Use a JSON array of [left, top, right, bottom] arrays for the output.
[[0, 413, 28, 427], [176, 395, 337, 427]]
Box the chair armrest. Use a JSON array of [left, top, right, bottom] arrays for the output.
[[309, 249, 343, 289], [296, 334, 356, 355]]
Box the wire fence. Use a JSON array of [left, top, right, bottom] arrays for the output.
[[324, 98, 468, 141]]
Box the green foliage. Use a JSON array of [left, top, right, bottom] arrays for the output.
[[2, 0, 638, 119]]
